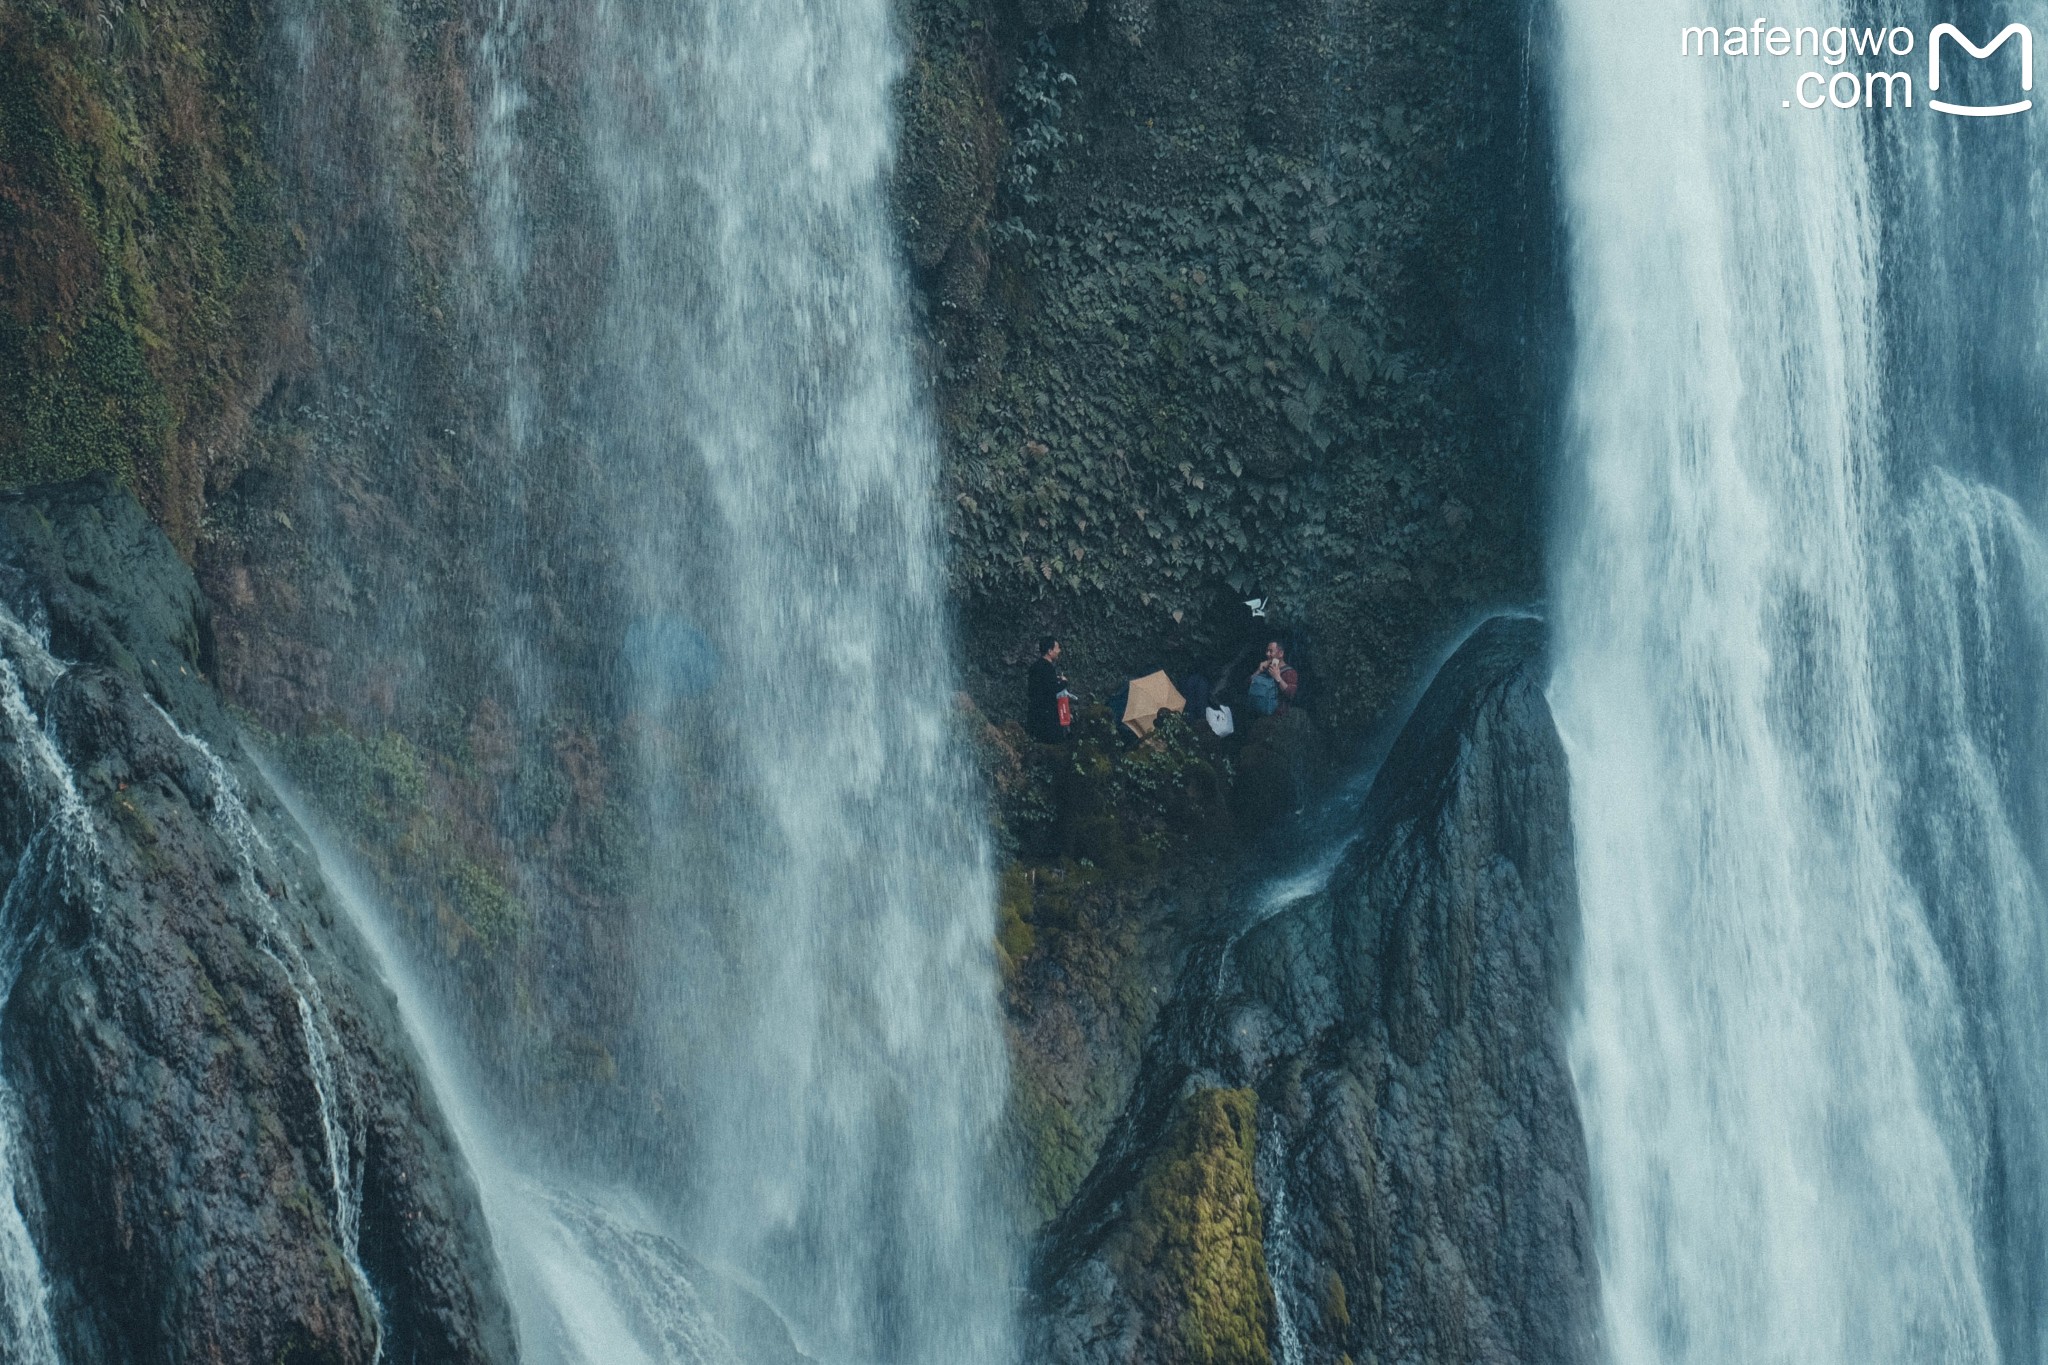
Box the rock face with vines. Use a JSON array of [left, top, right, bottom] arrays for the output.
[[895, 0, 1559, 737]]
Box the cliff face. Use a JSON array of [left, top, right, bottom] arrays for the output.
[[0, 0, 1557, 737], [0, 1, 1572, 1357], [896, 0, 1558, 730], [0, 479, 515, 1365], [1032, 617, 1597, 1365], [0, 0, 290, 553]]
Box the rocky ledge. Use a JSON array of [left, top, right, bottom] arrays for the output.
[[1030, 615, 1599, 1365]]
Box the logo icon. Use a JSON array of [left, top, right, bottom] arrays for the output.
[[1928, 22, 2033, 116]]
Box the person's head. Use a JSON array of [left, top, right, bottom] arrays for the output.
[[1039, 635, 1061, 662], [1265, 640, 1287, 663]]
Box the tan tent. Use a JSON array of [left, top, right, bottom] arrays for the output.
[[1121, 670, 1187, 737]]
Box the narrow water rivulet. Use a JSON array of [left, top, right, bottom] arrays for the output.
[[1552, 3, 2048, 1361]]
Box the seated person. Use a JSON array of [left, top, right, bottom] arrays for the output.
[[1247, 640, 1300, 717]]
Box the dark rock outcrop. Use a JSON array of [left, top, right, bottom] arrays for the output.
[[896, 0, 1562, 735], [0, 477, 517, 1364], [1032, 616, 1598, 1365]]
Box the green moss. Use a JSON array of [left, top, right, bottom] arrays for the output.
[[450, 857, 525, 951], [1117, 1087, 1275, 1365], [279, 728, 427, 840], [996, 862, 1037, 975], [1014, 1067, 1091, 1220], [278, 720, 544, 958], [1323, 1270, 1350, 1335], [2, 297, 173, 488], [110, 791, 160, 848], [568, 800, 647, 899], [998, 850, 1166, 1233], [0, 0, 286, 544], [189, 949, 239, 1037]]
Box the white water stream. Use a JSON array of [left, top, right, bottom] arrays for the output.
[[0, 616, 85, 1365], [1552, 3, 2048, 1361], [262, 757, 784, 1365], [570, 4, 1017, 1359]]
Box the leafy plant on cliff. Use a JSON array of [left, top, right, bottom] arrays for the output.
[[1002, 36, 1079, 211]]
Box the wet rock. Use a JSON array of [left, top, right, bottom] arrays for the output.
[[1020, 0, 1091, 28], [0, 478, 517, 1364], [1031, 617, 1599, 1365]]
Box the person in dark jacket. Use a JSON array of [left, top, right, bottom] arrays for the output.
[[1026, 636, 1071, 743]]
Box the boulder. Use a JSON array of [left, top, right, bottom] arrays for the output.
[[0, 477, 517, 1364], [1031, 616, 1600, 1365]]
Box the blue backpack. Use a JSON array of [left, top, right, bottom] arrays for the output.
[[1248, 671, 1281, 717]]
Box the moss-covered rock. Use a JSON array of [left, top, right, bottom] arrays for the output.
[[1033, 620, 1599, 1365], [0, 0, 288, 548], [1115, 1087, 1274, 1365], [0, 477, 517, 1365]]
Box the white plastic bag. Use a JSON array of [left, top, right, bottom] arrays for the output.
[[1205, 704, 1235, 738]]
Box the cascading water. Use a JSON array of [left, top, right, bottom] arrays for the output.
[[575, 4, 1014, 1358], [0, 601, 390, 1358], [168, 724, 383, 1351], [282, 0, 1017, 1356], [0, 617, 84, 1365], [258, 762, 760, 1365], [1552, 2, 2048, 1360]]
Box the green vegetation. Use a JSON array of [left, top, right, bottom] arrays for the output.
[[284, 728, 429, 841], [996, 862, 1038, 976], [1012, 1062, 1093, 1220], [1323, 1269, 1351, 1337], [274, 723, 538, 958], [263, 697, 664, 1134], [0, 0, 286, 548], [450, 857, 524, 952], [1117, 1087, 1276, 1365], [986, 704, 1234, 872], [994, 845, 1167, 1229]]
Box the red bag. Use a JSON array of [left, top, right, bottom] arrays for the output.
[[1056, 692, 1073, 730]]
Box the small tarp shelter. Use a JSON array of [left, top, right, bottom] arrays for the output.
[[1121, 670, 1187, 738]]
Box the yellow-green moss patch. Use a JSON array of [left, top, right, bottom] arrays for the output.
[[1117, 1086, 1275, 1365]]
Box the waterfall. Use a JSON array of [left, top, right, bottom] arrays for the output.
[[0, 618, 84, 1365], [258, 762, 759, 1365], [1551, 2, 2048, 1361], [276, 0, 1017, 1353], [572, 3, 1015, 1358], [163, 723, 384, 1353], [0, 599, 391, 1359]]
